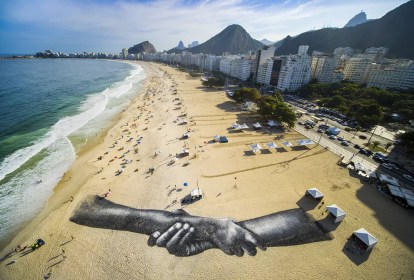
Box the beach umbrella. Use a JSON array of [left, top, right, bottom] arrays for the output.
[[184, 182, 188, 186], [282, 141, 293, 147]]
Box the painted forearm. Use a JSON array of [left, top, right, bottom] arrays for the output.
[[238, 209, 330, 246]]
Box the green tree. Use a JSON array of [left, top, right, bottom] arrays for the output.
[[258, 96, 297, 128], [233, 88, 261, 102], [202, 77, 225, 88]]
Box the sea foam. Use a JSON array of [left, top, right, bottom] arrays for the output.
[[0, 61, 145, 247]]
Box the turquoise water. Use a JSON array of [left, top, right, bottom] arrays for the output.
[[0, 59, 146, 248]]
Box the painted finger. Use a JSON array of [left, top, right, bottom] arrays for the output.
[[147, 231, 161, 247], [148, 231, 161, 247], [233, 246, 244, 257], [156, 223, 182, 247], [245, 231, 267, 251], [241, 242, 257, 256], [178, 225, 194, 247], [166, 226, 189, 253]]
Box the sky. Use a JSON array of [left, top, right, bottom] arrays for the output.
[[0, 0, 409, 54]]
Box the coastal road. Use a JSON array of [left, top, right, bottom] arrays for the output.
[[294, 125, 379, 172]]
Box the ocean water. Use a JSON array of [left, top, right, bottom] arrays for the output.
[[0, 59, 146, 248]]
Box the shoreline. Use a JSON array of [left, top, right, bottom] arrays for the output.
[[0, 60, 148, 254], [1, 62, 413, 280]]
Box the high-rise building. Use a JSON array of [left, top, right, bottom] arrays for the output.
[[367, 59, 414, 90], [254, 46, 276, 81], [310, 53, 336, 83], [276, 46, 311, 92], [122, 48, 128, 59]]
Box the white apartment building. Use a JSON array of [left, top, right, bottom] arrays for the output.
[[342, 55, 374, 84], [310, 53, 336, 83], [219, 56, 252, 81], [256, 58, 273, 85], [254, 46, 276, 81], [276, 46, 311, 92], [367, 60, 414, 90]]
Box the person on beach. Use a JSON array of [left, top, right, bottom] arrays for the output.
[[70, 196, 331, 257], [104, 189, 111, 198]]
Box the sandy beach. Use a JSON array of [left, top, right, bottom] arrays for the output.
[[1, 62, 413, 280]]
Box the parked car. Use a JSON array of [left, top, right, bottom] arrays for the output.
[[403, 174, 414, 183], [354, 144, 361, 150], [381, 163, 393, 170], [329, 135, 337, 140], [337, 137, 344, 142], [317, 128, 323, 133], [365, 149, 373, 156], [341, 141, 349, 146], [359, 135, 367, 140]]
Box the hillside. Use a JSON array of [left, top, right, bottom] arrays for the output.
[[128, 41, 156, 54], [170, 24, 263, 55], [275, 1, 414, 58]]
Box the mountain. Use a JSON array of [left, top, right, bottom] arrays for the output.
[[188, 41, 199, 48], [260, 39, 274, 46], [128, 41, 156, 54], [176, 41, 185, 50], [185, 24, 264, 55], [275, 1, 414, 59], [344, 11, 369, 27]]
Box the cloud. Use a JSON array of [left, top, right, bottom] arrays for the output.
[[0, 0, 408, 53]]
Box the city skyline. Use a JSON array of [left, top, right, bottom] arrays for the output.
[[0, 0, 408, 54]]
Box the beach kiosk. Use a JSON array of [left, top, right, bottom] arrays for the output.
[[190, 188, 203, 200], [297, 139, 314, 146], [306, 188, 324, 200], [180, 149, 190, 156], [250, 143, 262, 154], [253, 122, 262, 130], [266, 142, 278, 150], [267, 120, 280, 127], [326, 204, 346, 223], [352, 228, 378, 252]]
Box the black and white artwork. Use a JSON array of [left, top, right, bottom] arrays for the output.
[[70, 196, 331, 257]]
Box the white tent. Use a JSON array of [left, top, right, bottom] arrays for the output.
[[235, 123, 249, 130], [253, 122, 262, 130], [282, 141, 293, 147], [183, 132, 190, 138], [190, 188, 203, 199], [214, 135, 220, 142], [250, 143, 262, 153], [267, 120, 280, 127], [326, 204, 346, 223], [306, 188, 324, 199], [297, 139, 314, 146], [266, 142, 278, 149], [231, 122, 240, 129], [353, 228, 378, 251]]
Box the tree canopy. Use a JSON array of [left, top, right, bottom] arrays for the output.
[[202, 77, 225, 88], [297, 81, 414, 127], [233, 87, 261, 102], [258, 95, 297, 128]]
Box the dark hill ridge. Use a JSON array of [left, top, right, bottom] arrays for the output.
[[275, 1, 414, 59], [128, 41, 156, 54], [169, 24, 263, 55]]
